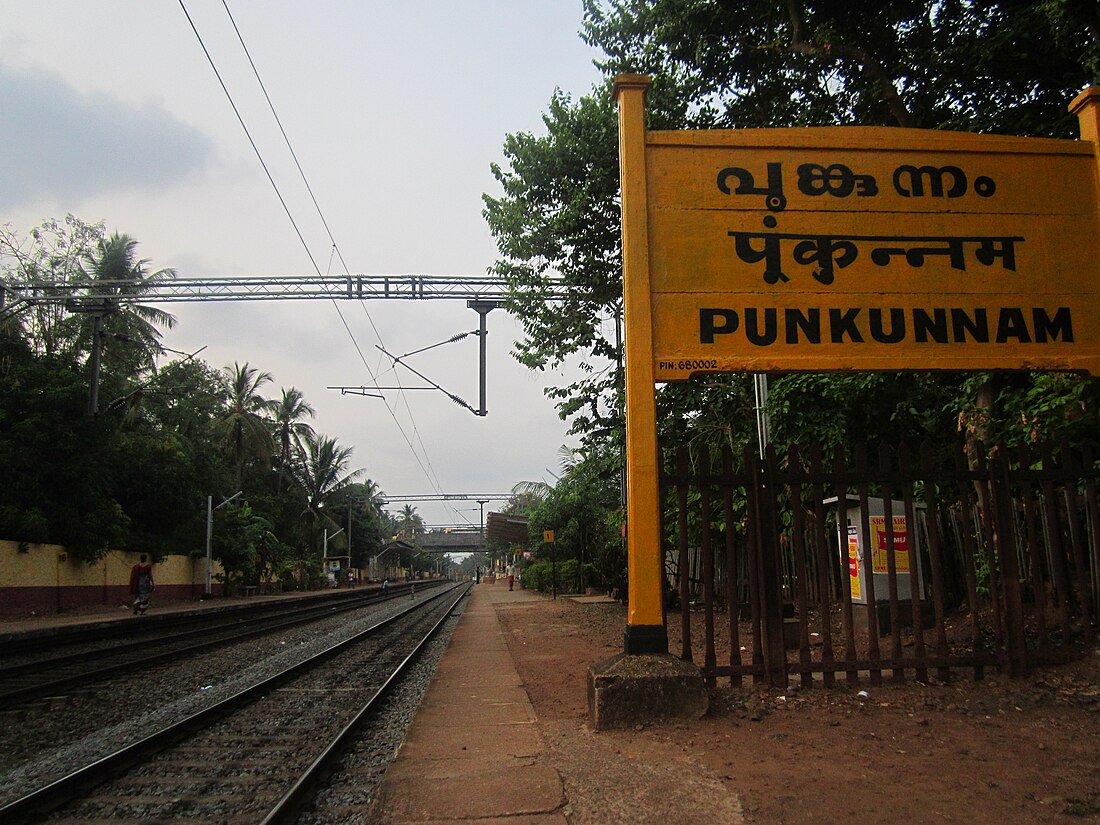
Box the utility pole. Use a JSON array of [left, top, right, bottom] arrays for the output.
[[87, 311, 104, 417], [467, 299, 502, 416], [68, 299, 117, 417], [754, 374, 771, 459], [477, 498, 489, 570], [323, 526, 345, 562], [206, 491, 242, 596]]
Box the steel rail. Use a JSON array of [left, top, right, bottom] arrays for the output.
[[0, 582, 419, 656], [259, 581, 471, 824], [0, 582, 439, 708], [0, 582, 464, 824]]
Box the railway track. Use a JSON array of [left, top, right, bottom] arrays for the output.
[[0, 582, 439, 708], [1, 580, 470, 824]]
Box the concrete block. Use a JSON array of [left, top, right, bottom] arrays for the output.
[[783, 617, 801, 650], [587, 653, 708, 731]]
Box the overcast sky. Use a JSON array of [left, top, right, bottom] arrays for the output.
[[0, 1, 608, 528]]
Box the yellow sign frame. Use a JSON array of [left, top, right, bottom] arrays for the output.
[[643, 97, 1100, 380], [613, 74, 1100, 654]]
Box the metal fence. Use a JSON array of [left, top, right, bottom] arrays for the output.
[[661, 440, 1099, 688]]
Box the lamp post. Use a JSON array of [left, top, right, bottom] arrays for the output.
[[371, 543, 401, 580], [205, 491, 242, 597], [323, 526, 345, 563], [477, 499, 490, 570]]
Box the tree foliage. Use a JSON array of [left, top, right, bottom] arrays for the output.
[[0, 214, 105, 356], [512, 444, 625, 595], [71, 232, 177, 374], [484, 1, 1100, 597], [484, 92, 625, 443], [0, 219, 388, 589], [485, 0, 1100, 459], [216, 362, 275, 491]]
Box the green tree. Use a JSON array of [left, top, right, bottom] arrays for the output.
[[272, 386, 315, 491], [396, 503, 424, 540], [68, 232, 177, 374], [457, 552, 488, 578], [0, 332, 127, 559], [584, 0, 1097, 134], [1, 215, 105, 355], [109, 358, 234, 554], [484, 91, 625, 446], [294, 432, 362, 555], [486, 0, 1100, 456], [216, 362, 274, 491], [521, 444, 623, 595], [211, 501, 289, 591], [328, 480, 388, 569], [1, 218, 398, 583]]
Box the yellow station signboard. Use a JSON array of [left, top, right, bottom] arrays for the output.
[[643, 99, 1100, 380], [612, 74, 1100, 653]]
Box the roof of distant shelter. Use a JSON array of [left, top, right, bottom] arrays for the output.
[[415, 532, 486, 552], [486, 512, 529, 544]]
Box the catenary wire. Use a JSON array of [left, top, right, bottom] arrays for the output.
[[179, 0, 454, 511], [219, 0, 457, 507]]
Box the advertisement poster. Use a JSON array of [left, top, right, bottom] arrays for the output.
[[847, 526, 861, 601], [869, 515, 910, 574]]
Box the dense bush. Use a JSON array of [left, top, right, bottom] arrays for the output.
[[521, 558, 598, 594]]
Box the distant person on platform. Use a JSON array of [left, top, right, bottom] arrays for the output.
[[130, 554, 154, 615], [347, 569, 355, 587], [382, 577, 389, 596], [508, 567, 515, 591]]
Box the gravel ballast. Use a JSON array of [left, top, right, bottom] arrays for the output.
[[0, 586, 466, 809]]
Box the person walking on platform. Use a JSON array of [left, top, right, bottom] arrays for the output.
[[130, 554, 154, 615], [508, 566, 515, 591]]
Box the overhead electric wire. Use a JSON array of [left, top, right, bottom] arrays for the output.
[[177, 0, 319, 276], [179, 0, 453, 509], [376, 345, 477, 415], [216, 0, 456, 503], [396, 330, 478, 361]]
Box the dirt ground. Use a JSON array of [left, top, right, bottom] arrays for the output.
[[495, 589, 1100, 824]]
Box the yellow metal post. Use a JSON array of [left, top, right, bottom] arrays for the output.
[[1071, 86, 1100, 161], [614, 74, 668, 654]]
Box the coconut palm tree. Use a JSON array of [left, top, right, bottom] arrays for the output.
[[295, 432, 363, 542], [217, 362, 275, 490], [361, 478, 384, 511], [397, 503, 424, 540], [70, 232, 176, 374], [510, 445, 578, 502], [272, 386, 315, 491]]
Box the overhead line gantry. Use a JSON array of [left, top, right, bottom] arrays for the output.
[[0, 274, 571, 416], [375, 493, 513, 504], [0, 273, 574, 313]]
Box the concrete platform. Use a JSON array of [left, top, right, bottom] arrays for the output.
[[370, 583, 569, 824], [0, 581, 404, 639], [367, 583, 746, 825]]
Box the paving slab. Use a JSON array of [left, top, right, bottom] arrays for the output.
[[367, 582, 749, 825], [369, 583, 567, 824]]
